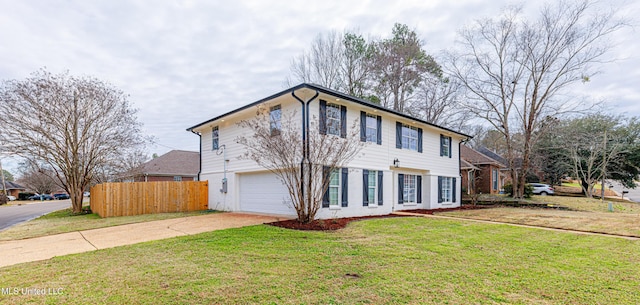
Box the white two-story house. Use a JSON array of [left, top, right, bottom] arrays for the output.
[[187, 83, 470, 219]]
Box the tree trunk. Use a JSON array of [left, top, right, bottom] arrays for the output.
[[70, 186, 84, 214]]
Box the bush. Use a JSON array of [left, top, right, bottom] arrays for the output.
[[503, 183, 534, 198], [18, 192, 35, 200]]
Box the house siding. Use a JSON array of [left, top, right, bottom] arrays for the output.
[[193, 88, 465, 218]]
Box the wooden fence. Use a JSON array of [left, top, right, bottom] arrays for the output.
[[90, 181, 208, 218]]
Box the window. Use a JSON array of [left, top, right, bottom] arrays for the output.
[[492, 169, 498, 190], [396, 122, 422, 152], [402, 125, 418, 151], [323, 167, 349, 208], [363, 170, 383, 206], [269, 105, 281, 136], [365, 115, 377, 142], [403, 174, 417, 203], [212, 126, 219, 150], [441, 177, 452, 202], [173, 176, 182, 182], [440, 135, 451, 157], [326, 103, 341, 136], [367, 170, 377, 205], [438, 176, 457, 203], [329, 169, 340, 206]]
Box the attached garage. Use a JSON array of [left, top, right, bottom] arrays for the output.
[[238, 172, 296, 216]]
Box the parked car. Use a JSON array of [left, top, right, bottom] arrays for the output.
[[83, 191, 90, 197], [54, 193, 70, 200], [7, 195, 16, 201], [528, 183, 555, 196], [28, 194, 55, 201]]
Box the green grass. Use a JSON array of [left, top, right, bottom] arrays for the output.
[[1, 217, 639, 304], [529, 195, 640, 213], [0, 208, 218, 241]]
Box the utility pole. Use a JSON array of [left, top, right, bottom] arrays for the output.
[[0, 158, 7, 198], [601, 130, 606, 203]]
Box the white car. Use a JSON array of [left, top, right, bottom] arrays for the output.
[[6, 195, 16, 201], [529, 183, 555, 196]]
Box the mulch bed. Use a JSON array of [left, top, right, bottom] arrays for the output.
[[268, 214, 408, 231]]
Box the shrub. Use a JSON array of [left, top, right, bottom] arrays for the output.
[[503, 183, 533, 198]]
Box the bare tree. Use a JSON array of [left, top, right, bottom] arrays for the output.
[[18, 161, 58, 194], [448, 0, 625, 198], [0, 69, 147, 213], [287, 31, 344, 89], [237, 105, 364, 223], [406, 76, 470, 130]]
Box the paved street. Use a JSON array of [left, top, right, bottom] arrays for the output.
[[0, 200, 71, 231], [608, 181, 640, 203]]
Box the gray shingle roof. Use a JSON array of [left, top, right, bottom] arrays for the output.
[[0, 181, 26, 191], [139, 150, 199, 176]]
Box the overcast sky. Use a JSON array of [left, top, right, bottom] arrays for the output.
[[1, 0, 638, 173]]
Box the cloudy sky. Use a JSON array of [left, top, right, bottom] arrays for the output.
[[1, 0, 638, 173]]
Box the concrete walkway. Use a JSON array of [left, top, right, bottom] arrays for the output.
[[0, 212, 285, 268], [393, 211, 640, 240]]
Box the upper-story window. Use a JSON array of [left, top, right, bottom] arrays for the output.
[[326, 103, 341, 136], [269, 105, 281, 136], [440, 135, 452, 157], [395, 122, 422, 152], [402, 125, 418, 151], [360, 111, 382, 144], [319, 100, 346, 138], [212, 126, 219, 150]]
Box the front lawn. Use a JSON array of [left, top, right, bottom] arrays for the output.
[[0, 208, 218, 241], [1, 217, 638, 304]]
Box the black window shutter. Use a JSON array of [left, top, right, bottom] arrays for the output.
[[417, 175, 422, 204], [319, 100, 327, 135], [362, 169, 369, 206], [438, 176, 443, 203], [340, 105, 347, 138], [449, 136, 453, 158], [439, 135, 444, 156], [418, 128, 423, 153], [396, 122, 402, 149], [452, 177, 457, 202], [341, 167, 348, 207], [360, 111, 366, 142], [322, 166, 330, 207], [376, 115, 382, 145], [398, 174, 404, 204], [377, 171, 383, 206]]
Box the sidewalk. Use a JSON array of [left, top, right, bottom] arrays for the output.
[[0, 212, 285, 268]]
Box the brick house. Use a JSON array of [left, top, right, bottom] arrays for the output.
[[0, 181, 26, 197], [120, 150, 199, 182], [460, 145, 506, 195]]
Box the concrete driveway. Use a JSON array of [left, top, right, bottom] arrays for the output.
[[0, 200, 71, 231], [0, 212, 287, 268]]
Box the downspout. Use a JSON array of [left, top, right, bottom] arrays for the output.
[[190, 131, 202, 181], [292, 88, 319, 219]]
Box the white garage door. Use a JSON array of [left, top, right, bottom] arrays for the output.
[[239, 172, 296, 216]]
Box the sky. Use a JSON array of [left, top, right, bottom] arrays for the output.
[[0, 0, 639, 174]]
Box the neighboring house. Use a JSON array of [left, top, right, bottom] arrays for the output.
[[460, 145, 506, 195], [187, 83, 470, 219], [0, 181, 26, 198], [460, 159, 480, 195], [119, 150, 200, 182]]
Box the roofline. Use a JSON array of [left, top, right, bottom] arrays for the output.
[[186, 83, 472, 138]]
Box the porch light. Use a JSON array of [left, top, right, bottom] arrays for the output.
[[393, 158, 399, 168]]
